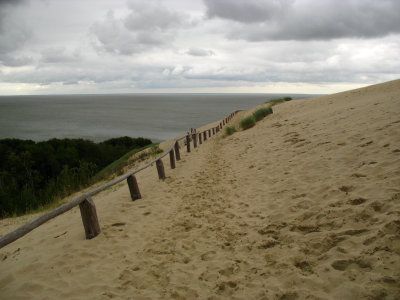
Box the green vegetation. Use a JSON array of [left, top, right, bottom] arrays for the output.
[[0, 136, 152, 218], [267, 96, 292, 106], [93, 143, 160, 181], [239, 116, 256, 130], [253, 107, 273, 121], [225, 126, 236, 136]]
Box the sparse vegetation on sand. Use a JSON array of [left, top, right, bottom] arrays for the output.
[[253, 107, 273, 121], [267, 96, 292, 105], [239, 116, 256, 130], [225, 126, 236, 136]]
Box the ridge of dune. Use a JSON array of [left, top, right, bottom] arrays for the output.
[[1, 79, 400, 299]]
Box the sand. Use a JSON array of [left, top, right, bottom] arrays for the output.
[[1, 79, 399, 299]]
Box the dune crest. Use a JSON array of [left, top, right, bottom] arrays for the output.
[[1, 79, 400, 299]]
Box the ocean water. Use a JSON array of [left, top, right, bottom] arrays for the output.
[[0, 94, 316, 142]]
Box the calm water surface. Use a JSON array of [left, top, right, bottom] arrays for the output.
[[0, 94, 316, 142]]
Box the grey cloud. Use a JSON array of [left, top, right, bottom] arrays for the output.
[[41, 47, 81, 63], [204, 0, 400, 41], [91, 2, 188, 55], [0, 0, 26, 32], [186, 48, 214, 57], [0, 0, 31, 66], [204, 0, 288, 23], [125, 1, 183, 31]]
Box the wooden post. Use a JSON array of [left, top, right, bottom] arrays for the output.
[[186, 134, 191, 152], [174, 141, 181, 161], [156, 159, 166, 180], [169, 149, 176, 169], [193, 133, 197, 148], [223, 120, 225, 126], [209, 129, 211, 137], [212, 128, 215, 135], [220, 123, 222, 129], [203, 131, 207, 141], [79, 197, 101, 240], [199, 132, 202, 144], [127, 175, 141, 201]]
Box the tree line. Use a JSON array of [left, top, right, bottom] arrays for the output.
[[0, 136, 152, 218]]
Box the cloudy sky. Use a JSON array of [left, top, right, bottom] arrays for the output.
[[0, 0, 399, 95]]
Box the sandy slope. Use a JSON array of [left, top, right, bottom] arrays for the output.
[[1, 80, 399, 299]]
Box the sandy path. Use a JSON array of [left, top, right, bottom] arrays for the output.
[[1, 79, 399, 299]]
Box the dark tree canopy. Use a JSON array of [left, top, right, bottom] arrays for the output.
[[0, 136, 152, 218]]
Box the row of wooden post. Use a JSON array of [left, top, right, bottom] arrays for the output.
[[78, 112, 236, 240]]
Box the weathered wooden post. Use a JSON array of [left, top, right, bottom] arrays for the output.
[[199, 132, 202, 144], [156, 159, 166, 180], [127, 175, 141, 201], [220, 123, 222, 129], [174, 141, 181, 160], [169, 149, 176, 169], [212, 128, 215, 135], [203, 131, 207, 141], [79, 196, 101, 239], [209, 129, 211, 137], [223, 120, 225, 126], [192, 133, 197, 148], [186, 134, 191, 152]]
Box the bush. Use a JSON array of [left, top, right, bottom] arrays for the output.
[[225, 126, 236, 136], [253, 107, 273, 121], [239, 116, 256, 130]]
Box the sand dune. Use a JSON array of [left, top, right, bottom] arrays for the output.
[[1, 80, 399, 299]]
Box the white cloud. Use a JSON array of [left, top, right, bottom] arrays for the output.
[[0, 0, 399, 95]]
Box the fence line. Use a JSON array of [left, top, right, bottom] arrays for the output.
[[0, 111, 237, 249]]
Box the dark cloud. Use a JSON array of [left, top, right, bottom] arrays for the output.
[[204, 0, 400, 41], [41, 47, 81, 63], [91, 2, 187, 55], [186, 48, 214, 57], [0, 0, 26, 31], [204, 0, 287, 23]]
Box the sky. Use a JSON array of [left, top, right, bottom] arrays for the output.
[[0, 0, 399, 95]]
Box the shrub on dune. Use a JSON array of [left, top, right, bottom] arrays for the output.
[[253, 107, 273, 121], [225, 126, 236, 136], [239, 116, 256, 130]]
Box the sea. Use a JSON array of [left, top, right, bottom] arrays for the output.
[[0, 94, 318, 143]]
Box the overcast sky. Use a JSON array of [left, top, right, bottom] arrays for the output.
[[0, 0, 399, 95]]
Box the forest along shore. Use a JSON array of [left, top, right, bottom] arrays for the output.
[[0, 137, 154, 218], [1, 79, 399, 299]]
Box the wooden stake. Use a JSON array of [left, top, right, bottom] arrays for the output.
[[203, 131, 207, 141], [199, 132, 202, 144], [127, 175, 141, 201], [209, 129, 211, 137], [169, 149, 176, 169], [193, 133, 197, 148], [186, 134, 191, 152], [212, 128, 215, 135], [156, 159, 166, 180], [79, 197, 101, 240], [174, 141, 181, 160]]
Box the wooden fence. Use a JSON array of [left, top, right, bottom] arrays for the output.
[[0, 112, 236, 249]]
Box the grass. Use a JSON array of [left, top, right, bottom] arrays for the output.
[[267, 97, 292, 106], [93, 143, 161, 181], [225, 126, 236, 136], [239, 116, 256, 130], [253, 107, 273, 121]]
